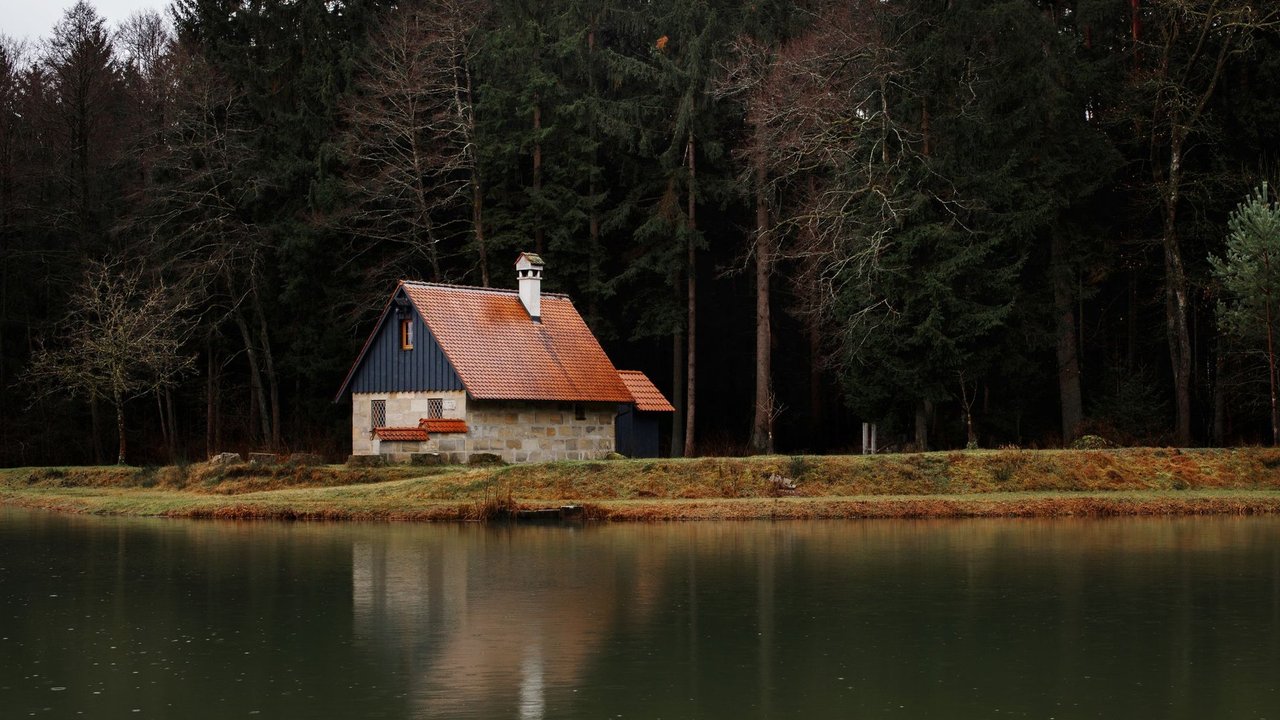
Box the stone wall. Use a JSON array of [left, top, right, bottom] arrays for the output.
[[352, 390, 468, 456], [351, 394, 617, 463], [462, 400, 616, 463]]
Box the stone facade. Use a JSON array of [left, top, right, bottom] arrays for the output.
[[463, 400, 616, 463], [352, 393, 616, 464], [352, 390, 468, 456]]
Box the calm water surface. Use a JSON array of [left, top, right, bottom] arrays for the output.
[[1, 508, 1278, 719]]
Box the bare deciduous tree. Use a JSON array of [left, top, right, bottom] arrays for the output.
[[116, 10, 173, 161], [27, 260, 196, 464], [338, 0, 488, 285], [719, 1, 918, 451]]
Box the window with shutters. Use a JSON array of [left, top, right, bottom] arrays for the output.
[[371, 399, 386, 429]]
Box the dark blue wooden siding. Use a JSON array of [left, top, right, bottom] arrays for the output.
[[350, 292, 465, 394], [615, 405, 661, 458]]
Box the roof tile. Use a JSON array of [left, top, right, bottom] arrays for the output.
[[418, 418, 469, 434], [402, 282, 633, 403], [619, 370, 676, 412], [375, 427, 429, 442]]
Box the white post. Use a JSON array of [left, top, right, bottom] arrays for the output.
[[871, 423, 877, 454], [861, 422, 870, 455]]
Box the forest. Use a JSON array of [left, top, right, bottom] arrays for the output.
[[2, 0, 1279, 466]]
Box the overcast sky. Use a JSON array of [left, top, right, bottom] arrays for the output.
[[2, 0, 163, 44]]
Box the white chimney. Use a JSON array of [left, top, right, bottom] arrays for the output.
[[515, 252, 545, 321]]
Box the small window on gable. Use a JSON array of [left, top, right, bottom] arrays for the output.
[[427, 398, 444, 419], [371, 399, 386, 429], [574, 403, 586, 421], [399, 318, 414, 350]]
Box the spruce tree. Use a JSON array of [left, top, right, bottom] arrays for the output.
[[1211, 184, 1280, 445]]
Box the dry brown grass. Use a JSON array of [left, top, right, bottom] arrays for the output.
[[4, 448, 1280, 522], [586, 492, 1280, 521], [0, 462, 421, 493]]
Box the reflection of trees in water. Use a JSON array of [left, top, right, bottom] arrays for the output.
[[349, 519, 1280, 719]]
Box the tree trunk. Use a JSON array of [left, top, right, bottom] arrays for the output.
[[587, 16, 601, 326], [213, 358, 222, 453], [473, 174, 488, 286], [464, 59, 488, 286], [253, 291, 281, 450], [165, 388, 177, 460], [1263, 251, 1278, 445], [914, 400, 930, 452], [90, 395, 104, 464], [1127, 271, 1137, 369], [921, 97, 931, 158], [206, 344, 215, 459], [114, 389, 126, 465], [1052, 230, 1083, 443], [156, 392, 169, 458], [235, 310, 271, 447], [1161, 149, 1193, 446], [802, 176, 824, 450], [409, 130, 442, 281], [684, 133, 697, 457], [750, 146, 773, 454], [959, 373, 978, 449], [1212, 342, 1225, 446], [1148, 14, 1238, 447], [808, 316, 823, 451], [671, 329, 685, 458]]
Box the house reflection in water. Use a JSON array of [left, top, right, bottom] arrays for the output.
[[349, 525, 669, 719]]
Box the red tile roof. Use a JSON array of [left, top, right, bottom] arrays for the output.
[[618, 370, 675, 412], [402, 282, 633, 403], [418, 418, 469, 434], [375, 427, 429, 442]]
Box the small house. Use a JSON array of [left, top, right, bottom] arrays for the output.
[[335, 253, 672, 463]]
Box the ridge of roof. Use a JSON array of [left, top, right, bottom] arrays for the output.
[[400, 279, 571, 300]]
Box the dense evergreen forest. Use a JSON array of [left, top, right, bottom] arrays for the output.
[[2, 0, 1279, 465]]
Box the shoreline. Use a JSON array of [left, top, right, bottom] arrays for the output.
[[4, 489, 1280, 523], [4, 448, 1280, 522]]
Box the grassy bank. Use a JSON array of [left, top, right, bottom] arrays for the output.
[[4, 448, 1280, 521]]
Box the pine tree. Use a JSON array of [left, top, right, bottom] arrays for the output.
[[637, 0, 732, 456], [1211, 183, 1280, 445], [44, 0, 125, 250]]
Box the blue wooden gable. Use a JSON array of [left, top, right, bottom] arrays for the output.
[[346, 289, 465, 394]]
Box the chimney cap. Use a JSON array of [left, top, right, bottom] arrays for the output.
[[515, 252, 545, 268]]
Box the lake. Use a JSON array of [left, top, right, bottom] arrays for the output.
[[1, 508, 1278, 718]]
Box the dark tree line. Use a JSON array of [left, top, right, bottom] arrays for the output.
[[2, 0, 1279, 465]]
